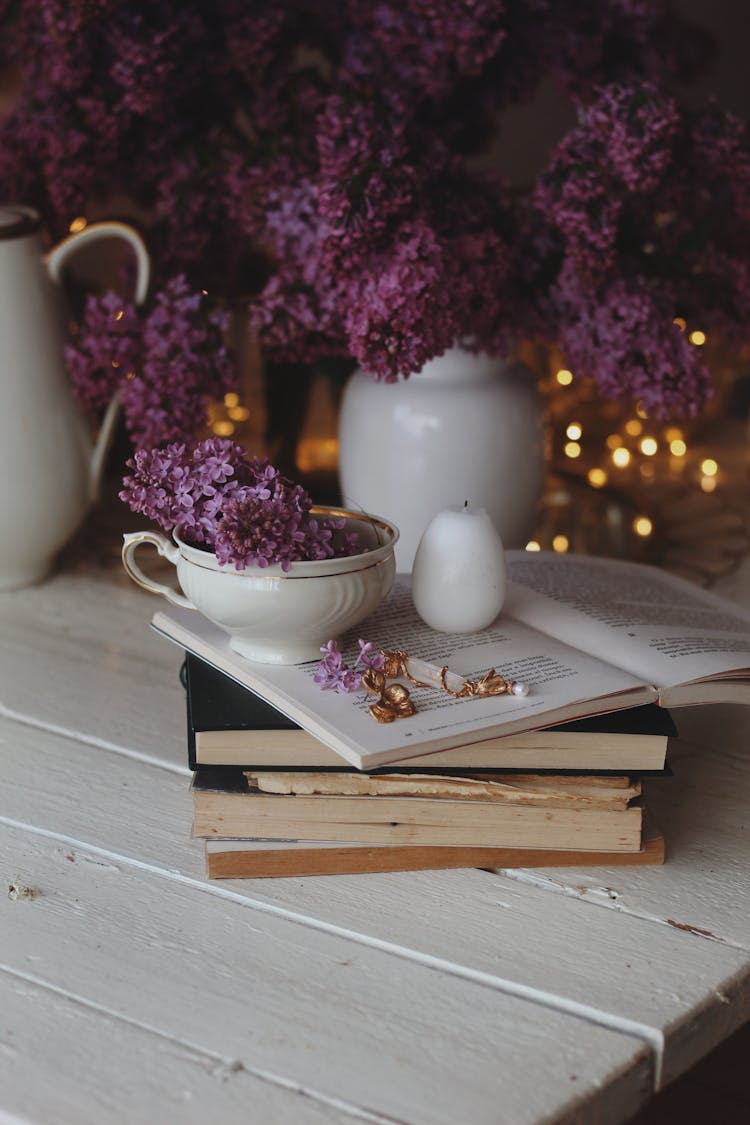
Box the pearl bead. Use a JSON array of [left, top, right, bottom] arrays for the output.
[[512, 682, 529, 697]]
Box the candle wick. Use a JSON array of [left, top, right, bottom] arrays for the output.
[[464, 499, 469, 509]]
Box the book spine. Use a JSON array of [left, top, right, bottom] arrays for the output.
[[184, 657, 197, 770]]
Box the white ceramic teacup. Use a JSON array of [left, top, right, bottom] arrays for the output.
[[121, 507, 398, 664]]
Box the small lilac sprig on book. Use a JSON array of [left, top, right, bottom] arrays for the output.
[[120, 438, 360, 571], [313, 639, 385, 694], [315, 641, 530, 722]]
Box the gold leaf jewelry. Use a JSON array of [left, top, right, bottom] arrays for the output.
[[361, 648, 529, 722], [368, 682, 417, 723], [379, 649, 431, 687], [438, 665, 529, 698]]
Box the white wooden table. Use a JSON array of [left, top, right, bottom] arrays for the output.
[[1, 555, 749, 1124]]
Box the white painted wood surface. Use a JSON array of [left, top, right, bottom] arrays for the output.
[[1, 557, 749, 1122], [0, 973, 365, 1125]]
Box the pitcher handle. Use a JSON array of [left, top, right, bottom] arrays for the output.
[[45, 220, 150, 304], [46, 221, 151, 501], [122, 532, 194, 610]]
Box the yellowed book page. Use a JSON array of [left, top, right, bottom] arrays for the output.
[[505, 551, 750, 691], [193, 794, 643, 850], [244, 771, 640, 810]]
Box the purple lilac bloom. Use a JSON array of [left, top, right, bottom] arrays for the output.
[[313, 640, 357, 692], [119, 438, 251, 545], [554, 268, 711, 417], [356, 639, 384, 673], [2, 2, 747, 418], [342, 219, 457, 381], [66, 275, 235, 448], [313, 637, 383, 693], [120, 440, 361, 568]]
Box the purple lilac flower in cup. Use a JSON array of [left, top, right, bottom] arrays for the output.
[[119, 439, 360, 571]]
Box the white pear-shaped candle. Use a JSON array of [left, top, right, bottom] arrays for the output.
[[411, 503, 507, 633]]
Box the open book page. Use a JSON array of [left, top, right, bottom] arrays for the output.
[[152, 580, 653, 768], [505, 552, 750, 694]]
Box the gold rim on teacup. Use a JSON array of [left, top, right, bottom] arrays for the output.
[[172, 507, 398, 579], [122, 509, 398, 600]]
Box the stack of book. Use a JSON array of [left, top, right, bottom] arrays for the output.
[[186, 654, 670, 878], [148, 552, 750, 879]]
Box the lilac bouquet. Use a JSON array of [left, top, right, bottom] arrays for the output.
[[120, 438, 360, 570], [2, 3, 748, 419]]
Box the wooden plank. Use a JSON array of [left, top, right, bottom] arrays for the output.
[[3, 720, 749, 1089], [0, 573, 185, 768], [496, 730, 750, 950], [0, 822, 652, 1125], [0, 971, 363, 1125]]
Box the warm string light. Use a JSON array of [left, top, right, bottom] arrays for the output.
[[540, 344, 725, 557], [672, 318, 707, 347], [207, 390, 254, 438], [296, 436, 340, 473]]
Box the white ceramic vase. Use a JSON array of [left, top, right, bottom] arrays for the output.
[[338, 347, 546, 572]]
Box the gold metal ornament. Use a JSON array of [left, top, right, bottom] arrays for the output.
[[360, 647, 529, 722], [367, 681, 417, 723], [379, 649, 431, 687], [438, 666, 523, 698]]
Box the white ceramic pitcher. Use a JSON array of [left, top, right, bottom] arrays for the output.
[[0, 205, 150, 590]]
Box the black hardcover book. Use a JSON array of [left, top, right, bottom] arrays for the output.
[[184, 654, 676, 774], [185, 654, 298, 768]]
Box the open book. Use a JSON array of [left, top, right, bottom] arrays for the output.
[[151, 551, 750, 771], [185, 654, 675, 772]]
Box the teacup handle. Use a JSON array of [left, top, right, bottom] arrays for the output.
[[122, 531, 194, 609]]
